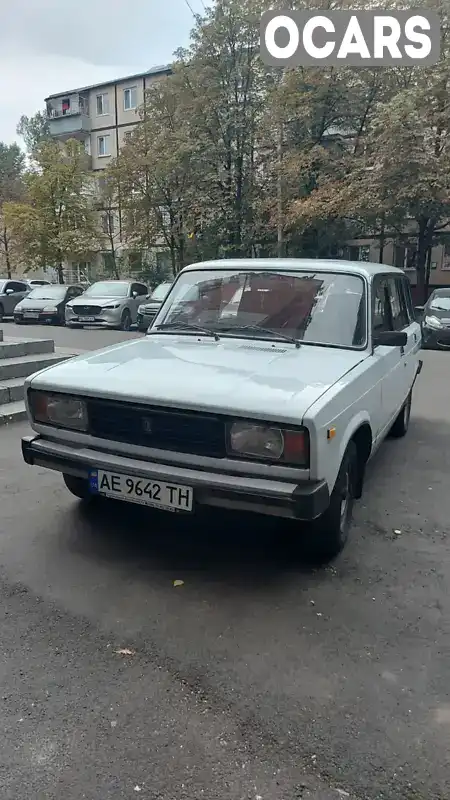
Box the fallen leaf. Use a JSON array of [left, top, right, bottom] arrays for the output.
[[134, 786, 142, 793], [173, 580, 184, 587], [115, 648, 136, 656]]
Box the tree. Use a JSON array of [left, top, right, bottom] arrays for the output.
[[4, 139, 100, 283], [16, 110, 51, 157], [96, 169, 124, 279], [0, 142, 25, 277]]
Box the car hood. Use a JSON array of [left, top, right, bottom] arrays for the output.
[[425, 306, 450, 321], [28, 335, 367, 424], [17, 297, 62, 309], [68, 296, 126, 307], [140, 299, 163, 310]]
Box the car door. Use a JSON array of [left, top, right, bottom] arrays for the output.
[[372, 275, 407, 436], [389, 276, 421, 400], [3, 281, 28, 315]]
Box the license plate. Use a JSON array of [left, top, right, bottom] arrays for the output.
[[89, 469, 193, 512], [24, 312, 39, 318], [78, 316, 95, 322]]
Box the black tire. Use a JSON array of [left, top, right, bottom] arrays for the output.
[[389, 391, 412, 439], [120, 309, 132, 331], [63, 473, 93, 501], [0, 303, 4, 322], [304, 441, 357, 564]]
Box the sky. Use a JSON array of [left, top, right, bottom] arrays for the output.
[[0, 0, 207, 146]]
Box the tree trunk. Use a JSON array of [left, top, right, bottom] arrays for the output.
[[277, 122, 283, 258], [425, 245, 432, 298], [416, 218, 433, 304], [3, 228, 11, 279], [57, 263, 64, 284], [378, 215, 385, 264]]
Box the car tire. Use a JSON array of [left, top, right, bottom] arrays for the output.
[[63, 473, 93, 501], [303, 441, 357, 564], [120, 310, 132, 331], [389, 391, 412, 439], [0, 303, 3, 322]]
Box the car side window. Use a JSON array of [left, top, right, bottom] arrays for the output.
[[136, 283, 148, 296], [401, 278, 415, 323], [373, 278, 392, 333], [7, 281, 27, 293], [130, 283, 139, 296], [387, 278, 409, 331]]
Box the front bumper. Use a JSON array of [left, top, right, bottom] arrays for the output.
[[66, 315, 120, 328], [15, 311, 60, 325], [422, 326, 450, 349], [22, 434, 330, 521], [137, 310, 158, 330]]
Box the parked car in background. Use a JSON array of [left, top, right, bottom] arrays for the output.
[[26, 279, 52, 289], [0, 279, 30, 321], [21, 258, 422, 564], [137, 281, 173, 331], [65, 280, 148, 330], [14, 284, 85, 326], [416, 288, 450, 349]]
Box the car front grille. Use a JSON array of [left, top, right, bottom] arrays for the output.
[[87, 399, 226, 458], [73, 305, 102, 316]]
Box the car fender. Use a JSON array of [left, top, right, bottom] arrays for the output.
[[337, 410, 372, 468]]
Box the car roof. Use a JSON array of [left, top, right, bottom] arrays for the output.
[[180, 258, 405, 279]]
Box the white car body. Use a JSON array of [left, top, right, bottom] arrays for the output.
[[21, 259, 422, 561]]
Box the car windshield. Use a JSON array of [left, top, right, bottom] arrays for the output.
[[0, 281, 5, 293], [155, 269, 366, 348], [429, 295, 450, 311], [27, 285, 66, 300], [151, 282, 172, 301], [84, 281, 129, 298]]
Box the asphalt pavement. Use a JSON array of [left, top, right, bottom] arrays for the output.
[[1, 320, 141, 351], [0, 330, 449, 799]]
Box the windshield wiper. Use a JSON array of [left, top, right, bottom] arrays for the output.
[[216, 323, 301, 348], [153, 321, 220, 341]]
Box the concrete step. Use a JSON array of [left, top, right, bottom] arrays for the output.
[[0, 377, 25, 405], [0, 337, 55, 359], [0, 400, 28, 426], [0, 352, 67, 382]]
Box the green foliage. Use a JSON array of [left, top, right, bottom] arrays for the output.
[[16, 110, 51, 156], [4, 139, 100, 282], [0, 142, 26, 277]]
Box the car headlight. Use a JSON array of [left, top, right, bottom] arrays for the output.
[[43, 305, 58, 312], [103, 303, 121, 309], [226, 421, 309, 465], [15, 305, 22, 312], [138, 305, 145, 314], [28, 390, 88, 431], [424, 315, 443, 329]]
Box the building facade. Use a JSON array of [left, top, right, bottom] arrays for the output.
[[44, 65, 172, 283]]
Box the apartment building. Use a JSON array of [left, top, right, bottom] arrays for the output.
[[44, 65, 172, 282], [45, 64, 171, 171]]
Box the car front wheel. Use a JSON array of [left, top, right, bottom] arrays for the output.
[[304, 441, 357, 564], [120, 310, 132, 331], [389, 391, 412, 439]]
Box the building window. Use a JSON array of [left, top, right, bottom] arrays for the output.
[[101, 213, 115, 235], [84, 138, 91, 155], [123, 130, 133, 143], [124, 86, 137, 111], [395, 245, 416, 270], [348, 245, 370, 262], [96, 93, 109, 115], [97, 135, 110, 157], [62, 97, 71, 115]]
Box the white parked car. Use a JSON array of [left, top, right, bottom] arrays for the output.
[[65, 280, 148, 330], [21, 259, 422, 563]]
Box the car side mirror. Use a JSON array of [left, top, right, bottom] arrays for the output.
[[5, 288, 14, 295], [373, 330, 407, 347], [132, 291, 138, 299]]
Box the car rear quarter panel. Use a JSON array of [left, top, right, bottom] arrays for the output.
[[302, 354, 380, 492]]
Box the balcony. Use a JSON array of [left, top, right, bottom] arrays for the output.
[[48, 107, 91, 140]]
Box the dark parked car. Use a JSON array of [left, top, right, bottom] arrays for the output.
[[137, 281, 173, 332], [416, 288, 450, 349], [14, 284, 85, 326]]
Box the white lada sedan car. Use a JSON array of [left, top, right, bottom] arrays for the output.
[[21, 259, 422, 563]]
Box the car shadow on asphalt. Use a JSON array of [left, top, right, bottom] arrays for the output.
[[57, 415, 437, 590]]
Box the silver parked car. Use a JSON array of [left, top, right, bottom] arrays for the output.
[[0, 278, 30, 321], [137, 281, 173, 331], [65, 280, 148, 331]]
